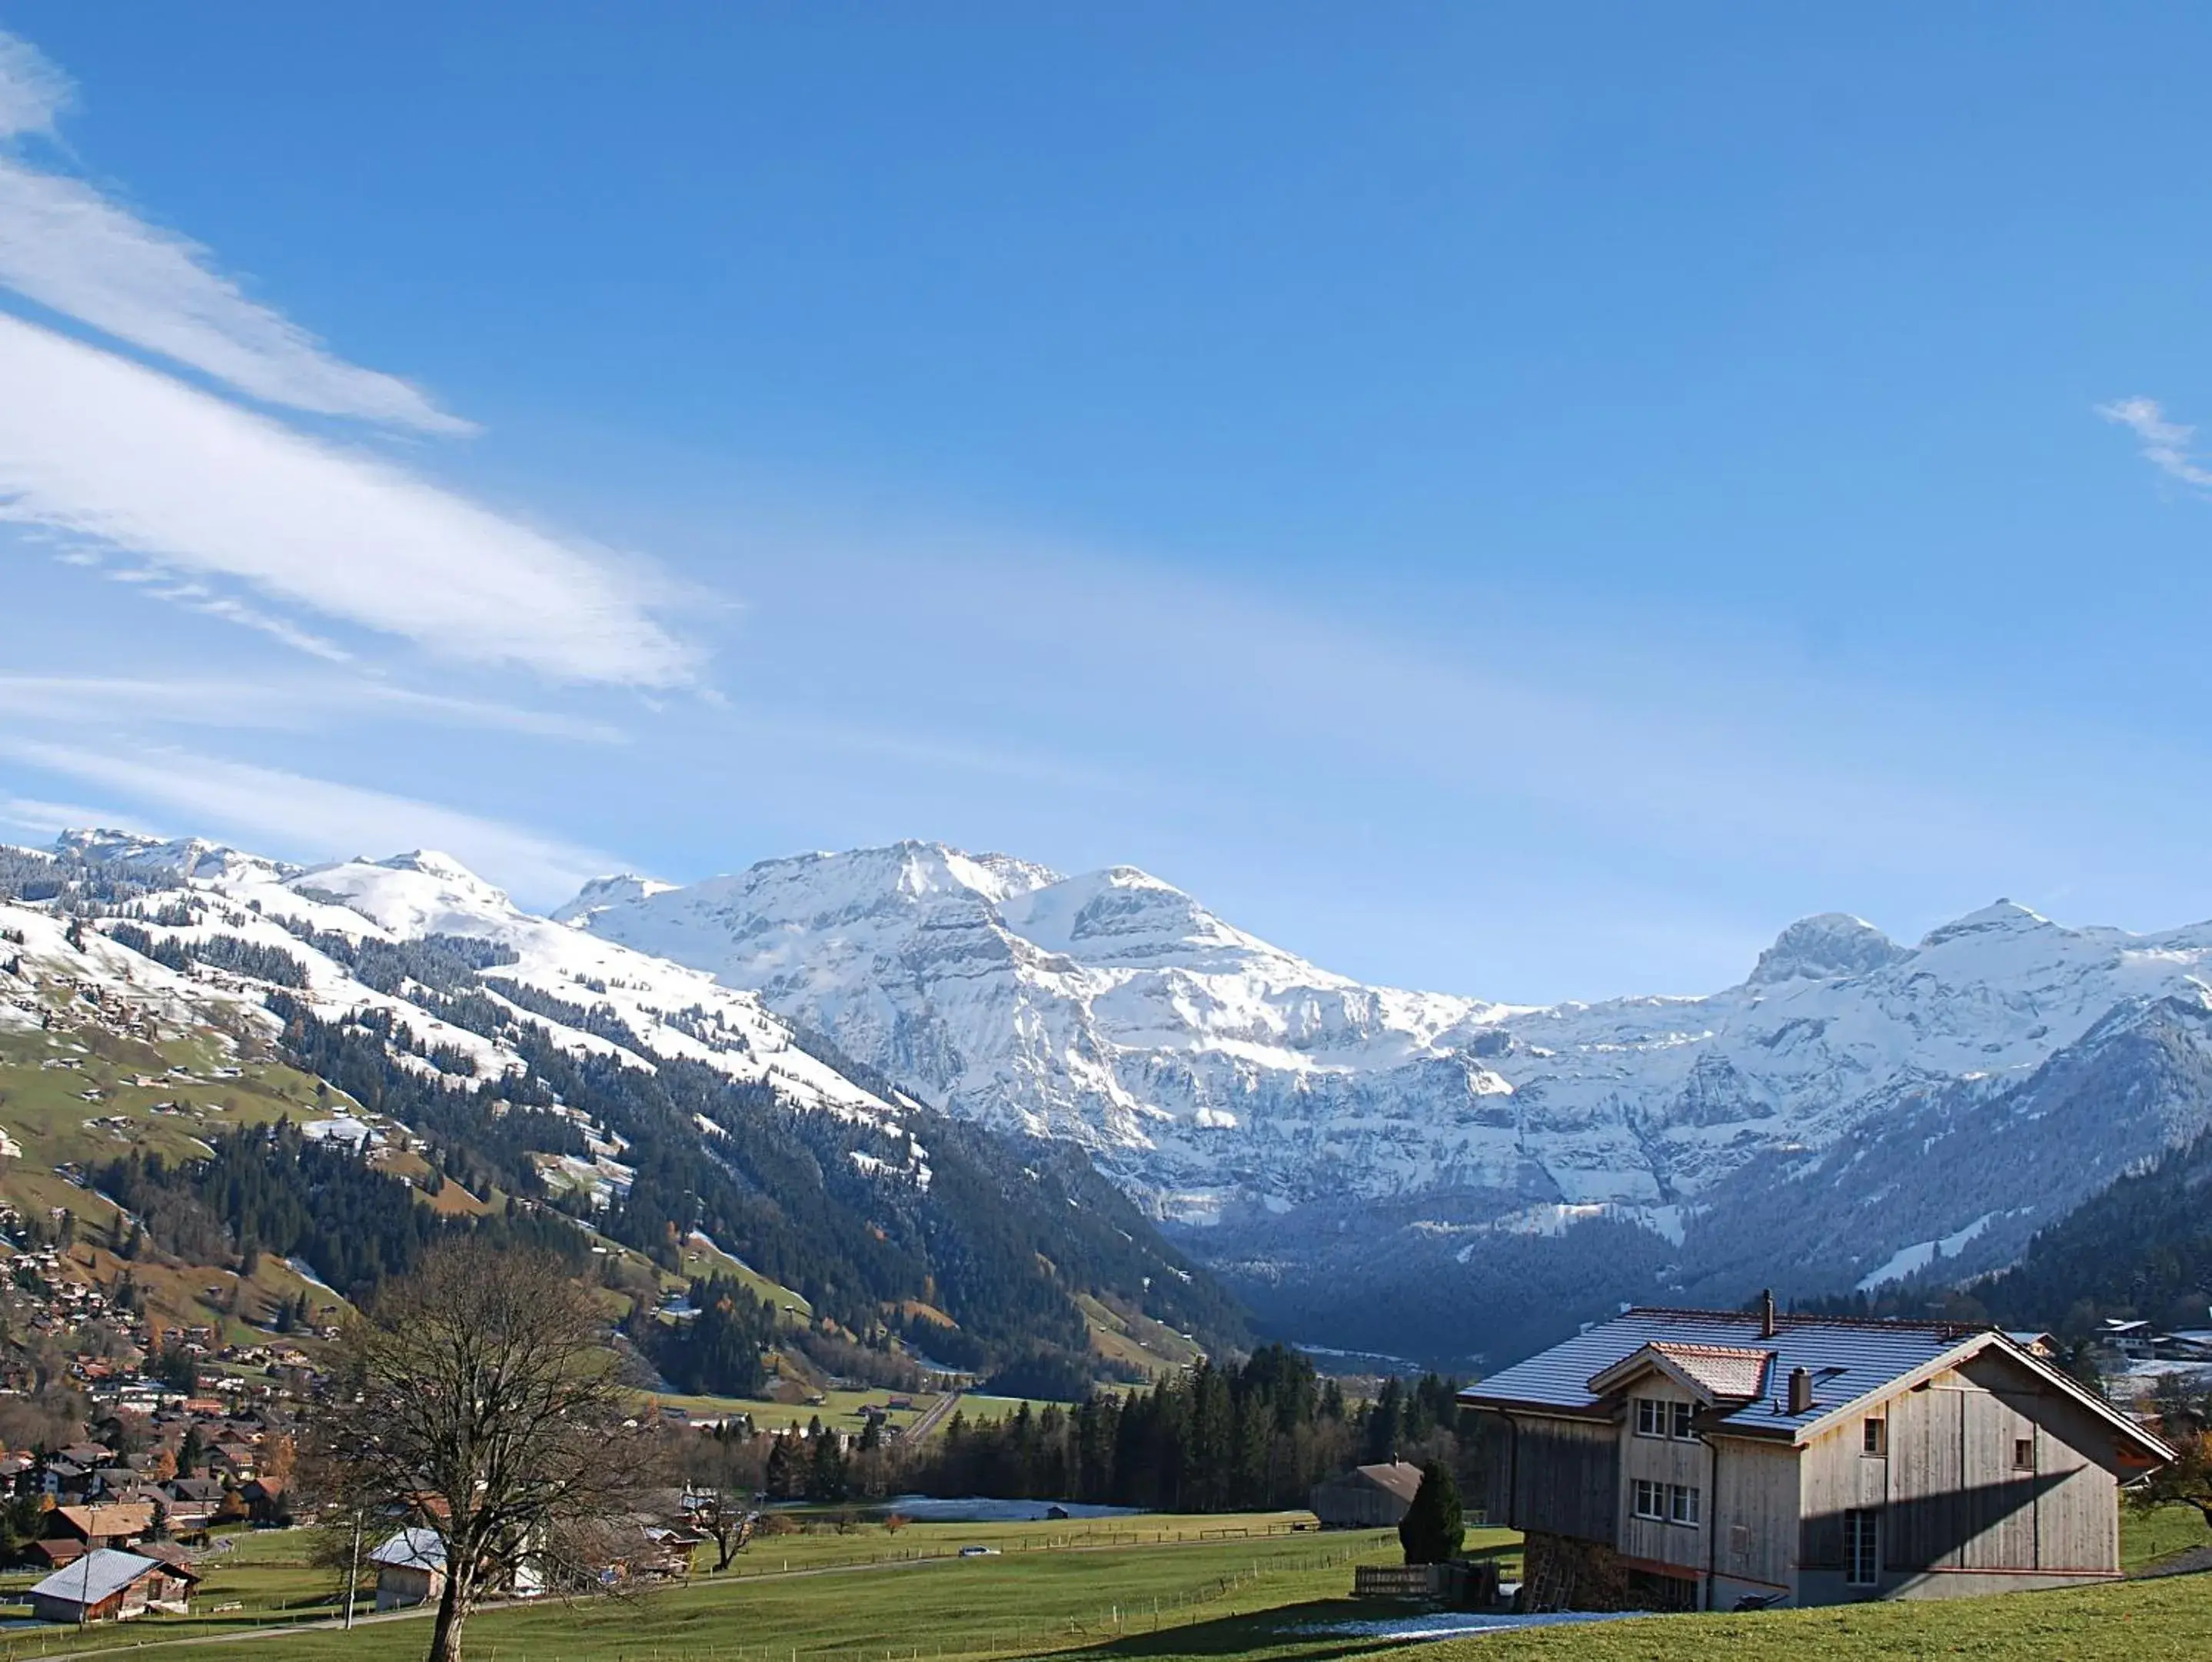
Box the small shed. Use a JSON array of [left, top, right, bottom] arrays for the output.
[[1311, 1461, 1425, 1527], [370, 1527, 447, 1612], [28, 1548, 198, 1624]]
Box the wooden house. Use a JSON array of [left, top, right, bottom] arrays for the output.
[[369, 1528, 448, 1611], [1310, 1461, 1426, 1527], [1461, 1301, 2172, 1612], [28, 1547, 198, 1624], [46, 1502, 154, 1554]]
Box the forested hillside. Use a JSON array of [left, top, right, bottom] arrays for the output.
[[0, 837, 1249, 1394]]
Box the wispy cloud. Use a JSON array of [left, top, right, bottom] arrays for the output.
[[0, 32, 67, 138], [0, 30, 464, 432], [0, 313, 695, 685], [0, 673, 627, 743], [0, 736, 619, 904], [2097, 394, 2212, 488], [0, 795, 155, 841]]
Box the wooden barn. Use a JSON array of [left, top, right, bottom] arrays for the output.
[[369, 1527, 447, 1612], [1461, 1301, 2172, 1612], [28, 1548, 198, 1624], [1311, 1461, 1426, 1527]]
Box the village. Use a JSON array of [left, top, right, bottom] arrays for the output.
[[2, 1191, 2210, 1656]]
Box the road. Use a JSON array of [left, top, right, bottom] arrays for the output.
[[903, 1386, 963, 1441]]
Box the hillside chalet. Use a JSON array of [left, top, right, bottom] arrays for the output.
[[1461, 1301, 2172, 1612]]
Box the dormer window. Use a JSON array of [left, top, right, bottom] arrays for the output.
[[1634, 1397, 1697, 1439]]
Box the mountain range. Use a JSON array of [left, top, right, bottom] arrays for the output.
[[564, 840, 2212, 1362], [15, 826, 2212, 1369]]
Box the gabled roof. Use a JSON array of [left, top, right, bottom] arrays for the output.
[[52, 1502, 154, 1541], [1326, 1461, 1425, 1503], [1461, 1308, 2174, 1465], [370, 1527, 447, 1571], [1588, 1341, 1773, 1403], [30, 1548, 167, 1606]]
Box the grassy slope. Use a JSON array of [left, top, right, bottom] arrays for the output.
[[0, 1516, 1385, 1661], [3, 1508, 2209, 1662]]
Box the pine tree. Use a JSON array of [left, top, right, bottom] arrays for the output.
[[1399, 1461, 1465, 1565]]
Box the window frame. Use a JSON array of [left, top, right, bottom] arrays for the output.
[[2013, 1437, 2034, 1471], [1634, 1398, 1661, 1438], [1844, 1507, 1881, 1587], [1861, 1417, 1886, 1456], [1632, 1478, 1665, 1521], [1668, 1483, 1701, 1527], [1670, 1401, 1696, 1441]]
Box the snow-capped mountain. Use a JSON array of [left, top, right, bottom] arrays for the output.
[[567, 841, 2212, 1353], [561, 841, 1511, 1221], [32, 825, 2212, 1363], [2, 831, 1246, 1370], [25, 829, 898, 1128]]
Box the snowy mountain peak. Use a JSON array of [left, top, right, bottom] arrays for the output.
[[49, 829, 288, 886], [374, 849, 484, 883], [1917, 899, 2058, 950], [553, 873, 677, 925], [1748, 912, 1908, 985]]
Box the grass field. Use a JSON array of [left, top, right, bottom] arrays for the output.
[[0, 1517, 1400, 1662], [0, 1506, 2204, 1662]]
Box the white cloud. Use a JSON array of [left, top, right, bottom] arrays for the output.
[[0, 673, 627, 743], [0, 736, 619, 904], [2097, 394, 2212, 489], [0, 31, 68, 138], [0, 313, 694, 686], [0, 795, 152, 840], [0, 31, 463, 431]]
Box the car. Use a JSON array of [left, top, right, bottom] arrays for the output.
[[957, 1545, 1000, 1557]]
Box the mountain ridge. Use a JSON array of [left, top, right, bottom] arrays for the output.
[[562, 838, 2212, 1361]]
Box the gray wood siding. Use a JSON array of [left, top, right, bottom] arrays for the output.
[[1618, 1383, 1709, 1570], [1802, 1355, 2124, 1585], [1712, 1434, 1798, 1593], [1492, 1412, 1619, 1545]]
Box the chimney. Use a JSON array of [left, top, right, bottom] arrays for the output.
[[1760, 1288, 1778, 1339], [1787, 1366, 1814, 1416]]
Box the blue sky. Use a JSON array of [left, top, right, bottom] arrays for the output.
[[4, 5, 2212, 1002]]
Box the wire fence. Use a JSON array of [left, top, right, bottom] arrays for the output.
[[0, 1526, 1397, 1662]]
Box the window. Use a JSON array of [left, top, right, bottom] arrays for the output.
[[1635, 1398, 1661, 1438], [1671, 1401, 1696, 1440], [1632, 1479, 1665, 1521], [1862, 1417, 1886, 1456], [2014, 1438, 2034, 1471], [1844, 1508, 1880, 1587], [1668, 1484, 1701, 1526]]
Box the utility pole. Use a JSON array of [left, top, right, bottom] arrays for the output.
[[344, 1507, 364, 1630]]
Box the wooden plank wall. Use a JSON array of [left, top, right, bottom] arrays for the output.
[[1800, 1355, 2121, 1581], [1489, 1412, 1620, 1545], [1711, 1434, 1798, 1591], [1618, 1381, 1712, 1571]]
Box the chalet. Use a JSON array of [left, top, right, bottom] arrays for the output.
[[1462, 1301, 2172, 1612], [1311, 1461, 1426, 1527], [28, 1547, 199, 1624], [47, 1502, 155, 1554], [369, 1527, 447, 1611], [370, 1527, 545, 1610]]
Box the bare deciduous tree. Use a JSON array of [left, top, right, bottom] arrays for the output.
[[310, 1240, 653, 1662]]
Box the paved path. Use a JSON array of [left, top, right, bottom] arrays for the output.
[[903, 1388, 963, 1441]]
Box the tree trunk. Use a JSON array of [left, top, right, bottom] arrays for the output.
[[427, 1567, 474, 1662]]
